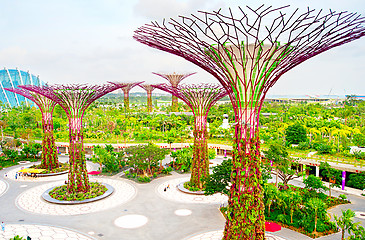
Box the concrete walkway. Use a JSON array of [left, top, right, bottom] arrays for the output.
[[0, 157, 364, 240]]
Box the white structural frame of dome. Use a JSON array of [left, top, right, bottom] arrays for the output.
[[0, 67, 44, 108]]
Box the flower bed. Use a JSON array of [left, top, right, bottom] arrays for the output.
[[49, 182, 107, 201], [31, 162, 69, 174]]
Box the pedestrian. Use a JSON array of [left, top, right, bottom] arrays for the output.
[[167, 184, 170, 189], [1, 222, 4, 231], [15, 172, 18, 180], [164, 187, 167, 192]]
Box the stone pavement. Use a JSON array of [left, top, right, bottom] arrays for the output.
[[183, 230, 286, 240], [157, 177, 228, 204], [0, 224, 95, 240], [0, 179, 7, 197], [16, 178, 136, 215]]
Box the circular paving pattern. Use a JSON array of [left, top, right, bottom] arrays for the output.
[[184, 230, 286, 240], [114, 214, 148, 229], [174, 209, 192, 216], [355, 211, 365, 219], [0, 179, 8, 197], [0, 224, 94, 240], [16, 178, 136, 215], [157, 177, 228, 204]]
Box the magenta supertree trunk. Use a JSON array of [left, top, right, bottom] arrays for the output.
[[115, 82, 143, 111], [4, 88, 59, 170], [134, 5, 365, 239], [152, 72, 195, 112], [139, 84, 156, 112], [153, 83, 227, 189], [20, 83, 121, 193]]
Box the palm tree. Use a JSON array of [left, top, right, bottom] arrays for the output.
[[263, 183, 278, 217], [334, 209, 356, 240], [305, 198, 327, 233]]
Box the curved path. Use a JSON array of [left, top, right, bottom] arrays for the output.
[[16, 178, 136, 215], [0, 224, 95, 240], [0, 179, 8, 197], [156, 177, 228, 204]]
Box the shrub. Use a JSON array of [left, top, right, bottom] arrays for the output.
[[347, 172, 365, 190], [298, 141, 311, 150], [137, 176, 151, 183], [338, 194, 347, 200], [208, 148, 216, 159], [276, 214, 288, 224], [161, 166, 173, 174]]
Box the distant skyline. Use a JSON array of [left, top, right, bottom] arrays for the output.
[[0, 0, 364, 96]]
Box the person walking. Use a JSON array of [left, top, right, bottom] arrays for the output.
[[1, 221, 5, 231]]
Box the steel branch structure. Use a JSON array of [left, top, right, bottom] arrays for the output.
[[153, 83, 227, 189], [134, 5, 365, 239], [113, 82, 143, 111], [4, 88, 59, 170], [139, 84, 156, 112], [152, 72, 196, 112], [20, 83, 121, 194]]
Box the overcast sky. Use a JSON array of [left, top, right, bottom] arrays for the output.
[[1, 0, 364, 96]]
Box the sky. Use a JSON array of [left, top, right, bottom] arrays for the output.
[[0, 0, 365, 97]]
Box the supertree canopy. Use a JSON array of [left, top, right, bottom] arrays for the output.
[[134, 5, 365, 239], [153, 83, 227, 189], [20, 83, 121, 193], [4, 88, 58, 170], [152, 72, 195, 112], [114, 82, 143, 111], [139, 84, 156, 112]]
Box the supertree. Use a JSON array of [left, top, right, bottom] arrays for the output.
[[20, 83, 123, 193], [152, 72, 196, 112], [118, 82, 143, 111], [153, 83, 227, 189], [139, 83, 156, 112], [134, 5, 365, 239], [4, 88, 59, 170]]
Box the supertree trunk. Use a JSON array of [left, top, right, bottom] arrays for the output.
[[124, 93, 130, 111], [40, 112, 58, 170], [152, 83, 227, 190], [147, 91, 153, 112], [4, 88, 59, 170], [67, 117, 89, 193], [190, 115, 208, 189], [224, 108, 265, 239], [171, 95, 178, 112]]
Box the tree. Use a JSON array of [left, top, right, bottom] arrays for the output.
[[263, 183, 278, 218], [334, 209, 356, 240], [319, 162, 341, 197], [305, 198, 327, 233], [285, 122, 308, 144], [285, 190, 302, 224], [125, 143, 167, 176], [264, 143, 304, 189], [204, 158, 232, 195], [352, 133, 365, 147], [303, 175, 328, 193]]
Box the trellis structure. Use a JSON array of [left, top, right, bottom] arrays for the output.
[[134, 5, 365, 239], [117, 82, 143, 111], [4, 88, 59, 170], [153, 72, 195, 112], [153, 83, 227, 189], [20, 83, 122, 193], [139, 84, 156, 112]]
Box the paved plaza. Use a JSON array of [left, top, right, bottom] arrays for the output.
[[0, 159, 364, 239], [16, 178, 136, 215], [156, 177, 228, 204], [0, 224, 95, 240]]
